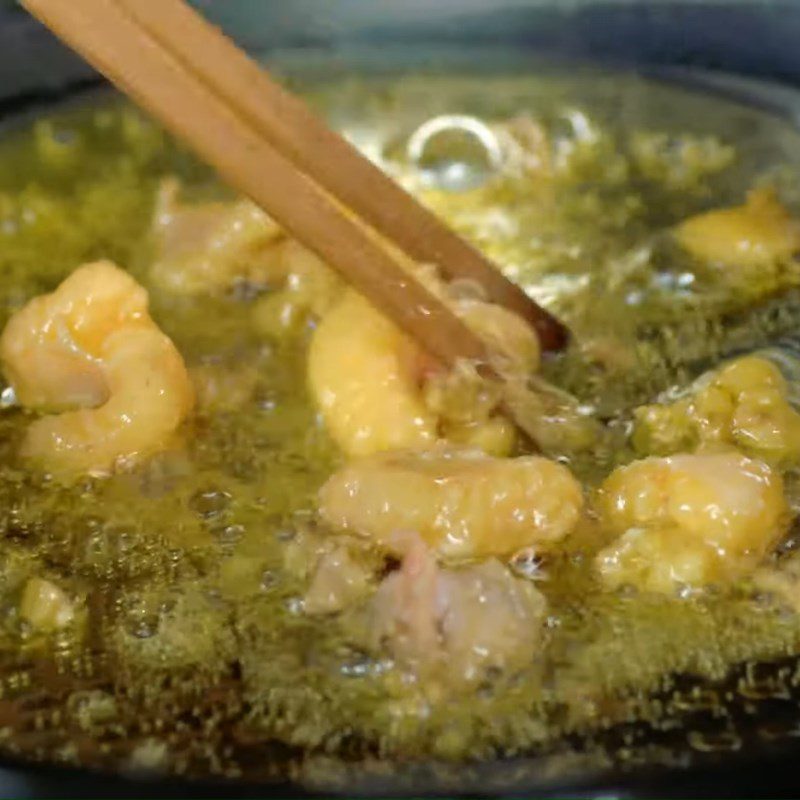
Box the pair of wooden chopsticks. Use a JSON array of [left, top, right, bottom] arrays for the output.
[[23, 0, 569, 442]]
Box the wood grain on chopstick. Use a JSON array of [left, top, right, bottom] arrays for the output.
[[107, 0, 567, 352]]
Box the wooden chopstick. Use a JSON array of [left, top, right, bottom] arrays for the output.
[[110, 0, 568, 352], [23, 0, 492, 367], [21, 0, 563, 446]]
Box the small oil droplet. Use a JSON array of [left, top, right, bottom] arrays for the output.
[[189, 489, 232, 519], [687, 728, 741, 753]]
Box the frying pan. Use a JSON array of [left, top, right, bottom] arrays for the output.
[[3, 1, 800, 796]]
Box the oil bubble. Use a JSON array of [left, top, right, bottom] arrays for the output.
[[189, 489, 232, 519], [407, 115, 502, 192]]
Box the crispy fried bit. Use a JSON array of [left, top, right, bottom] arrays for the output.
[[633, 356, 800, 465], [0, 261, 194, 477], [596, 451, 788, 593], [319, 447, 583, 561]]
